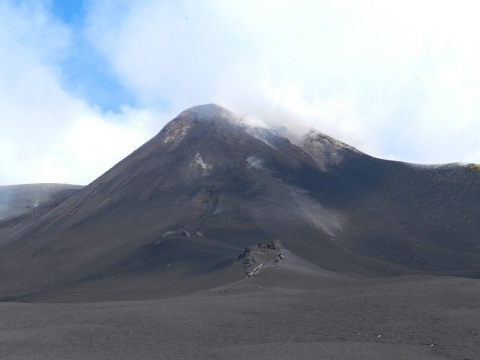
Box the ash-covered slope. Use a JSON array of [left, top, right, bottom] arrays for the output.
[[0, 184, 82, 248], [1, 104, 479, 301], [0, 184, 82, 221]]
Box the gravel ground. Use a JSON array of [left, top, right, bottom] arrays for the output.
[[1, 275, 478, 359]]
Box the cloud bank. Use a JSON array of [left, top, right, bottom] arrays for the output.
[[1, 0, 480, 185]]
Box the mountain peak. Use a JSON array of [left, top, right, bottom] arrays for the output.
[[1, 103, 480, 303], [176, 103, 241, 124], [300, 130, 363, 169], [159, 104, 243, 150]]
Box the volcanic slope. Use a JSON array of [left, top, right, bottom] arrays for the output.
[[0, 184, 82, 248], [1, 104, 479, 301]]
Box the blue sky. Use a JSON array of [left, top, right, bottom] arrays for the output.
[[1, 0, 480, 185], [51, 0, 137, 111], [51, 0, 84, 24]]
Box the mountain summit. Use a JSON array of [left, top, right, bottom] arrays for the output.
[[1, 104, 479, 301]]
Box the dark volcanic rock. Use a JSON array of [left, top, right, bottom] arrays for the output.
[[237, 240, 285, 276]]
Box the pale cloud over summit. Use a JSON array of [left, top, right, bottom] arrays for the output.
[[1, 0, 479, 185]]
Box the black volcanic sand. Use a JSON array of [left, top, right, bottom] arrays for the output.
[[1, 275, 478, 360]]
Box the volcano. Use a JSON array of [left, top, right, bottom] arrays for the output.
[[1, 104, 479, 302]]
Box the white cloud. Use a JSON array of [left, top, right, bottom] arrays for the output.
[[227, 0, 480, 164], [0, 1, 158, 185], [84, 0, 480, 165], [2, 0, 480, 185], [85, 0, 249, 108], [34, 106, 161, 184]]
